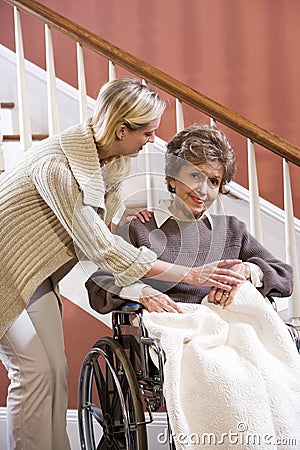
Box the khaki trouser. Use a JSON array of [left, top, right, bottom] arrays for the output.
[[0, 279, 71, 450]]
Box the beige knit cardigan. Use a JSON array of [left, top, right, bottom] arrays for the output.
[[0, 118, 156, 339]]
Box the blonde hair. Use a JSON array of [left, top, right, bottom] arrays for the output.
[[91, 77, 166, 152]]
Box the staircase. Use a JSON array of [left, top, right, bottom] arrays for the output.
[[1, 0, 300, 327], [1, 4, 300, 446]]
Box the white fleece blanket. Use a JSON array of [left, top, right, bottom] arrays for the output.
[[142, 282, 300, 450]]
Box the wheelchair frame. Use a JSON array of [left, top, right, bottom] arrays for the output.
[[78, 302, 174, 450], [78, 299, 300, 450]]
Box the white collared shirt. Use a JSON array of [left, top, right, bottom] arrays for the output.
[[153, 198, 214, 229]]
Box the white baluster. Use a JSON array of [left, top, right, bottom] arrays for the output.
[[210, 117, 216, 127], [208, 117, 224, 215], [283, 159, 300, 327], [141, 79, 156, 210], [144, 142, 158, 210], [247, 139, 263, 243], [209, 193, 224, 216], [144, 144, 152, 209], [76, 43, 87, 122], [14, 7, 32, 150], [176, 98, 184, 132], [109, 61, 116, 81], [45, 24, 59, 136], [0, 145, 4, 174], [0, 136, 4, 175]]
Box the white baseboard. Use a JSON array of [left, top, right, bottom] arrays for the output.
[[0, 407, 7, 449], [0, 407, 169, 450]]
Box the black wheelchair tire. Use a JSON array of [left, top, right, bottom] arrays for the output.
[[78, 336, 148, 450]]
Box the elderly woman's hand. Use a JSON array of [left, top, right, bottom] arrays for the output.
[[207, 262, 251, 307], [139, 285, 184, 313]]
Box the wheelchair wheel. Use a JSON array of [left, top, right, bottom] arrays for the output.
[[78, 336, 148, 449]]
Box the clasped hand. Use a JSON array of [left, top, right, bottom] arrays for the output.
[[140, 259, 248, 312], [207, 261, 250, 307]]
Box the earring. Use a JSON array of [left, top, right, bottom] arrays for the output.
[[169, 179, 176, 193]]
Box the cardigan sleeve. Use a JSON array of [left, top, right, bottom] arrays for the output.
[[31, 157, 157, 286]]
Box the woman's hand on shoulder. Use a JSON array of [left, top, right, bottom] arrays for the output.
[[116, 208, 153, 229], [133, 209, 153, 223]]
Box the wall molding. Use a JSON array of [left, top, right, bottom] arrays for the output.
[[0, 407, 169, 450]]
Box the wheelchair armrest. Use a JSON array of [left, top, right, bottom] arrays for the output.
[[267, 296, 299, 353], [266, 295, 277, 311], [116, 300, 144, 313]]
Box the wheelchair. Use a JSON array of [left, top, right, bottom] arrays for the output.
[[78, 301, 174, 450], [78, 297, 300, 450]]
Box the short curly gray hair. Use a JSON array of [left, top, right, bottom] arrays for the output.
[[165, 124, 236, 194]]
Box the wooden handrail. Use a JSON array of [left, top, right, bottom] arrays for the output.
[[4, 0, 300, 167]]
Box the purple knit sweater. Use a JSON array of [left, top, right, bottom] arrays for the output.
[[86, 214, 293, 313]]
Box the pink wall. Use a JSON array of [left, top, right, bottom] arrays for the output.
[[0, 0, 300, 216], [0, 0, 300, 410]]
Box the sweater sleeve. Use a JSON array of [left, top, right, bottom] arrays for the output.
[[234, 218, 293, 298], [31, 157, 157, 286]]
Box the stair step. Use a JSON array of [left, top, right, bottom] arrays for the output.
[[0, 102, 15, 109], [2, 134, 48, 141]]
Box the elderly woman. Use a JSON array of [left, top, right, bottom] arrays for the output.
[[86, 123, 293, 312]]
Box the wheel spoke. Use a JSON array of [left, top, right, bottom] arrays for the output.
[[78, 337, 148, 450], [112, 439, 125, 450], [110, 373, 128, 422], [96, 437, 105, 450], [96, 435, 111, 450], [83, 361, 97, 450], [85, 402, 104, 425], [92, 358, 107, 409]]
